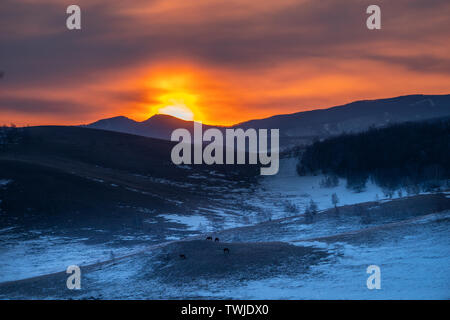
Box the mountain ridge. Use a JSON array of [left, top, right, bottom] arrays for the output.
[[84, 94, 450, 147]]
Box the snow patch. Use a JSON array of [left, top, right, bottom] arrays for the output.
[[158, 214, 211, 232], [0, 179, 12, 186]]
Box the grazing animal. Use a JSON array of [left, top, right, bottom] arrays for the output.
[[223, 248, 230, 254], [215, 237, 220, 242], [179, 254, 186, 259], [206, 236, 212, 240]]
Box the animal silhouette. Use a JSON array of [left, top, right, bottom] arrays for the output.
[[223, 248, 230, 254], [215, 237, 220, 242], [179, 254, 186, 259], [206, 236, 212, 240]]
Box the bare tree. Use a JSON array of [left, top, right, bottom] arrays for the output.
[[331, 193, 339, 209], [308, 199, 318, 215]]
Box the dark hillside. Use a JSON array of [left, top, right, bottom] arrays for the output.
[[0, 126, 260, 230], [1, 126, 259, 180]]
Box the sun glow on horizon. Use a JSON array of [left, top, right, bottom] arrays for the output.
[[157, 103, 194, 121], [148, 71, 204, 122], [154, 91, 199, 121]]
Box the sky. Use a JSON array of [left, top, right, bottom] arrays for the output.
[[0, 0, 449, 126]]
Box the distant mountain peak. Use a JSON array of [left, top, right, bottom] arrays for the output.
[[89, 115, 134, 124], [110, 115, 132, 120], [142, 113, 190, 124]]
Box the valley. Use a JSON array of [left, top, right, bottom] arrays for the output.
[[0, 96, 449, 299]]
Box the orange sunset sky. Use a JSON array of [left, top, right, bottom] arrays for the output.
[[0, 0, 449, 126]]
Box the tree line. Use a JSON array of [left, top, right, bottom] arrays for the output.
[[297, 118, 450, 193]]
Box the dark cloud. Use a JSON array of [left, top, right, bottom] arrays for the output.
[[0, 0, 449, 124], [0, 97, 94, 115], [1, 0, 449, 87], [367, 54, 450, 74]]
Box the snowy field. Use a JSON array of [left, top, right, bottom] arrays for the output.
[[0, 230, 151, 282], [0, 158, 449, 299], [248, 157, 428, 220], [213, 211, 450, 299], [65, 210, 448, 300], [3, 208, 445, 300]]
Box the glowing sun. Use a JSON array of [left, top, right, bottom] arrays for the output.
[[158, 103, 194, 121], [155, 91, 199, 121], [148, 72, 204, 122]]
